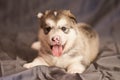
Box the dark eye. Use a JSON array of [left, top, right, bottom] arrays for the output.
[[61, 27, 67, 31], [61, 26, 69, 33], [44, 27, 51, 34]]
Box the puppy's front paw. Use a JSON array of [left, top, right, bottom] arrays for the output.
[[23, 57, 49, 68], [67, 68, 85, 74], [67, 63, 85, 74], [23, 63, 35, 68]]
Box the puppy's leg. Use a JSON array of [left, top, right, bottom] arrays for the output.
[[23, 57, 49, 68], [67, 63, 85, 74]]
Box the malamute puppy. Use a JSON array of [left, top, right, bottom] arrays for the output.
[[23, 10, 99, 73]]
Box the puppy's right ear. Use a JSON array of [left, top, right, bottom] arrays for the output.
[[63, 10, 77, 23], [37, 12, 43, 18], [31, 41, 41, 51]]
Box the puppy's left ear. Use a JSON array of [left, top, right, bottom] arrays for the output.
[[37, 12, 43, 18], [63, 10, 77, 23]]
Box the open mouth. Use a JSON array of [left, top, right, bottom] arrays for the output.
[[50, 45, 64, 57]]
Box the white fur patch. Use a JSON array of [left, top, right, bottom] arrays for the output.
[[45, 18, 67, 29], [54, 11, 57, 16], [23, 57, 49, 68], [31, 41, 41, 50], [67, 62, 85, 73], [37, 12, 43, 18], [57, 18, 67, 27], [63, 29, 77, 53], [46, 19, 55, 27]]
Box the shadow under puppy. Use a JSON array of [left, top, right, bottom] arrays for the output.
[[23, 10, 99, 74]]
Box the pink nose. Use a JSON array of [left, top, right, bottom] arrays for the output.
[[52, 35, 60, 44]]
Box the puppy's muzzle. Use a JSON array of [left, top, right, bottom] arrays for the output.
[[51, 35, 61, 45]]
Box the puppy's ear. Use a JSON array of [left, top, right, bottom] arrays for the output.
[[63, 10, 77, 23], [37, 12, 43, 18], [37, 12, 44, 28], [31, 41, 41, 51], [37, 10, 51, 18]]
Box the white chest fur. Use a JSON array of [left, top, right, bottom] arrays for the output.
[[53, 53, 83, 68]]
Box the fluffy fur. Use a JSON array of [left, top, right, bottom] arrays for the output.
[[23, 10, 99, 73]]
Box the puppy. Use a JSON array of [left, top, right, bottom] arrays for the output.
[[23, 10, 99, 73]]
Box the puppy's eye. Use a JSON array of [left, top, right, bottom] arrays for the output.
[[44, 27, 51, 34], [61, 27, 67, 32], [61, 26, 69, 33]]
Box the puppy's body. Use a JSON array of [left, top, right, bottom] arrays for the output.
[[24, 10, 99, 73]]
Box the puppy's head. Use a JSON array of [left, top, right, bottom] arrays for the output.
[[37, 10, 77, 57]]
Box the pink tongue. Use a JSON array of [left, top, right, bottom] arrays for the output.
[[52, 45, 63, 57]]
